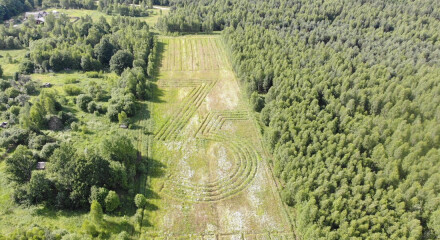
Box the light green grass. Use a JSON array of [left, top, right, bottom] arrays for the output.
[[0, 49, 27, 77], [46, 6, 169, 31]]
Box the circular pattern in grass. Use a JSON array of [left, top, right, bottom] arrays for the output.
[[160, 133, 259, 202]]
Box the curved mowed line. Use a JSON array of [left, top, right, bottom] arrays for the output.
[[160, 133, 259, 202]]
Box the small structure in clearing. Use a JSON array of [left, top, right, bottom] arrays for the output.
[[24, 10, 60, 25], [36, 162, 47, 170], [42, 83, 52, 88], [0, 122, 8, 128], [120, 124, 128, 129], [25, 11, 48, 24]]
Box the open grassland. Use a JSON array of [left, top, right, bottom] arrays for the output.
[[0, 49, 27, 77], [143, 36, 294, 239]]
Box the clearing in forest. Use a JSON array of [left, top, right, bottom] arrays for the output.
[[144, 35, 294, 239]]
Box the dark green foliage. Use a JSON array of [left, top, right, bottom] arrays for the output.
[[39, 142, 59, 160], [87, 101, 97, 113], [110, 50, 134, 75], [70, 151, 111, 208], [76, 94, 93, 112], [94, 37, 115, 66], [163, 0, 440, 238], [19, 60, 34, 74], [3, 15, 155, 75], [119, 67, 151, 100], [0, 79, 10, 90], [0, 128, 30, 148], [134, 194, 146, 209], [5, 87, 20, 98], [89, 186, 109, 207], [101, 135, 137, 165], [250, 91, 264, 112], [28, 171, 54, 204], [64, 85, 82, 96], [107, 92, 136, 121], [5, 145, 36, 184], [81, 55, 102, 72], [0, 0, 30, 21], [104, 190, 120, 212], [0, 64, 3, 77]]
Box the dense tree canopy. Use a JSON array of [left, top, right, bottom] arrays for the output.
[[160, 0, 440, 239]]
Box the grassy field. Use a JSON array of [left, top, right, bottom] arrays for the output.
[[142, 36, 294, 239], [46, 6, 169, 31], [0, 49, 27, 77]]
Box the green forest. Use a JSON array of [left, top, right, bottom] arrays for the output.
[[1, 0, 440, 239], [157, 0, 440, 239]]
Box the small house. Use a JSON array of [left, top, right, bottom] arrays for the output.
[[42, 83, 52, 88], [120, 124, 128, 129], [24, 11, 48, 25], [36, 162, 47, 170], [0, 122, 8, 128]]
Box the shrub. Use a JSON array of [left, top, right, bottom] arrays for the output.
[[87, 101, 97, 113], [133, 59, 147, 69], [110, 50, 133, 75], [89, 186, 109, 208], [5, 87, 20, 98], [64, 78, 79, 84], [23, 81, 38, 95], [28, 134, 50, 150], [85, 72, 101, 78], [19, 60, 35, 74], [115, 231, 130, 240], [0, 79, 11, 90], [71, 122, 80, 131], [104, 191, 120, 212], [40, 142, 60, 160], [63, 85, 82, 96], [76, 94, 93, 111], [250, 91, 265, 112], [9, 106, 21, 116]]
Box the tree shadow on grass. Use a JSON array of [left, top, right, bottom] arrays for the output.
[[32, 206, 87, 219], [151, 41, 166, 82], [149, 82, 166, 103], [147, 158, 166, 179], [144, 201, 158, 211], [144, 188, 161, 200], [102, 218, 135, 236]]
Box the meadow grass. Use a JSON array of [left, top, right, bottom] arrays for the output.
[[0, 49, 27, 77], [46, 6, 169, 32]]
